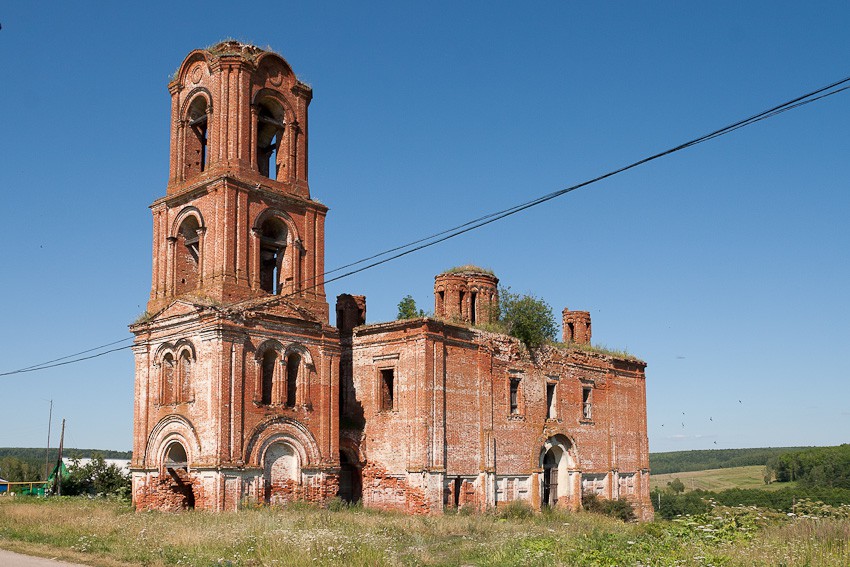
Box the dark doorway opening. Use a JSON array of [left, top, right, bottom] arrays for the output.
[[542, 449, 558, 508], [338, 451, 361, 504]]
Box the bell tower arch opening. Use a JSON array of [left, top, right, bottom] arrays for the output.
[[184, 95, 209, 178], [259, 217, 288, 295], [174, 214, 201, 296], [256, 99, 285, 180]]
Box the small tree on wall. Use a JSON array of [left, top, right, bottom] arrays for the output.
[[498, 287, 557, 351], [397, 295, 425, 320]]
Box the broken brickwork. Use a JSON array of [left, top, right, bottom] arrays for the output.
[[132, 42, 652, 520], [562, 308, 592, 345], [133, 469, 205, 512]]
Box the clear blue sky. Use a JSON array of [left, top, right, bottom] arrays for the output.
[[1, 1, 848, 454]]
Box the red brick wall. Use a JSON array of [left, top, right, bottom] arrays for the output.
[[348, 319, 653, 519]]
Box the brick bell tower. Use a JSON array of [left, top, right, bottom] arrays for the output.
[[130, 42, 341, 511]]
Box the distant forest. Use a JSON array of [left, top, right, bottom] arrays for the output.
[[0, 448, 131, 482], [765, 444, 850, 488], [0, 448, 131, 461], [649, 447, 812, 475]]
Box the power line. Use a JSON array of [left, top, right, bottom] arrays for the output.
[[2, 75, 849, 377], [14, 337, 134, 372], [308, 75, 850, 286], [0, 344, 134, 377]]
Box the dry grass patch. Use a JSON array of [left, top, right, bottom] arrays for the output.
[[2, 497, 850, 566]]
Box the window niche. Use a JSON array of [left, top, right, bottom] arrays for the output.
[[161, 353, 176, 405], [380, 368, 395, 412], [546, 382, 557, 419], [178, 351, 192, 403], [509, 377, 521, 415], [582, 386, 593, 421]]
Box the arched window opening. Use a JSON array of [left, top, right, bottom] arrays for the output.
[[175, 216, 201, 295], [256, 102, 285, 180], [185, 97, 209, 177], [161, 353, 175, 404], [259, 218, 287, 294], [178, 351, 192, 403], [261, 350, 276, 405], [165, 442, 188, 470], [285, 353, 300, 408], [470, 291, 478, 325]]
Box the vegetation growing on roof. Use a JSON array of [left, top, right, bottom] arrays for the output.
[[205, 39, 266, 59], [497, 287, 557, 350], [396, 295, 426, 320], [442, 265, 495, 276], [132, 311, 152, 325], [553, 340, 639, 361]]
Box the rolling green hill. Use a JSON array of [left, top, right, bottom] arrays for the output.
[[650, 465, 795, 492], [649, 447, 811, 474]]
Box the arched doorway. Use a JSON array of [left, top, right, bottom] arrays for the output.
[[539, 435, 576, 509], [338, 450, 362, 504], [163, 441, 195, 509]]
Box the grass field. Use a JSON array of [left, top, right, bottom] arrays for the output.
[[1, 497, 849, 566], [651, 465, 797, 493]]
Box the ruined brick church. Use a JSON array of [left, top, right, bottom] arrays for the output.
[[130, 42, 653, 520]]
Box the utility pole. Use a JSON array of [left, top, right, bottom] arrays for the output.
[[55, 419, 65, 496], [44, 400, 53, 480]]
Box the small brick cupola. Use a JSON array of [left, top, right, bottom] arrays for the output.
[[434, 267, 498, 325], [336, 294, 366, 334], [562, 308, 591, 345]]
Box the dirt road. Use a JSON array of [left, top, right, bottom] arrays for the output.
[[0, 549, 85, 566]]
